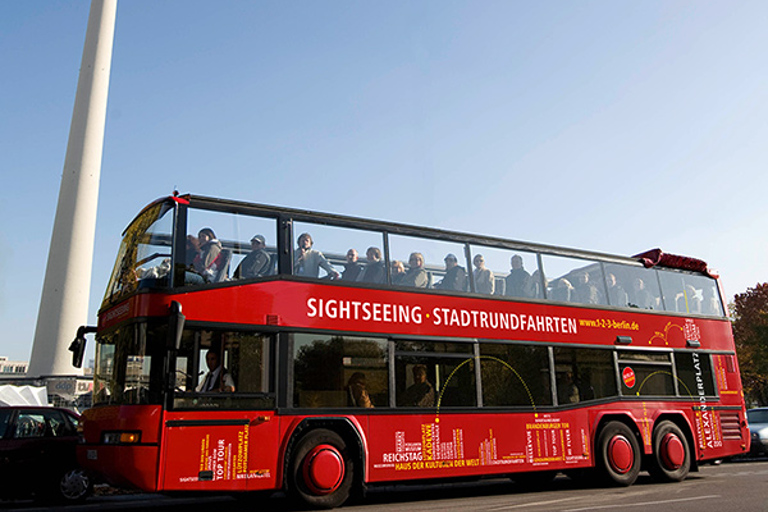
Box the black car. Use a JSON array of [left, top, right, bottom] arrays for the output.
[[0, 406, 92, 502]]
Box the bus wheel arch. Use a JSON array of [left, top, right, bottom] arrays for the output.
[[595, 418, 642, 486], [285, 420, 364, 509], [647, 418, 692, 482]]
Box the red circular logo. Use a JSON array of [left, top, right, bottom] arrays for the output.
[[622, 367, 636, 388]]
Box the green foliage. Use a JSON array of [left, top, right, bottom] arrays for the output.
[[732, 283, 768, 406]]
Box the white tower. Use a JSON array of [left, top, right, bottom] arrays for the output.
[[27, 0, 117, 377]]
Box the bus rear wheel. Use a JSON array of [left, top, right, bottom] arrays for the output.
[[648, 420, 690, 482], [290, 429, 354, 509], [596, 421, 641, 486]]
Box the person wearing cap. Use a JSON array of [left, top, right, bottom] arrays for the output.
[[234, 234, 272, 279], [435, 253, 467, 291]]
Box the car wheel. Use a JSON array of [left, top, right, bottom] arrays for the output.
[[55, 467, 92, 502]]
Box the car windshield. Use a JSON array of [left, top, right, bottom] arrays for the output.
[[748, 409, 768, 424]]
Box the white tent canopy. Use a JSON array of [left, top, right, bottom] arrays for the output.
[[0, 385, 50, 406]]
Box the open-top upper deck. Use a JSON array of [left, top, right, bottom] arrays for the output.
[[102, 194, 727, 322]]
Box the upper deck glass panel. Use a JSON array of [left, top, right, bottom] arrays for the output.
[[101, 195, 727, 318]]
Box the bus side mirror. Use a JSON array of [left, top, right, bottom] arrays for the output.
[[69, 325, 97, 368], [167, 301, 185, 350]]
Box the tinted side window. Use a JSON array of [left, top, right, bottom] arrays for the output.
[[0, 409, 11, 438], [676, 352, 716, 397], [618, 351, 674, 397], [293, 334, 388, 408], [480, 343, 552, 407], [14, 413, 47, 438], [395, 341, 476, 408], [553, 347, 617, 404]]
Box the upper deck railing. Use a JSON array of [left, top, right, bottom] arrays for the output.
[[102, 194, 727, 319]]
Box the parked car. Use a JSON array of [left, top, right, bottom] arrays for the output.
[[747, 407, 768, 457], [0, 406, 92, 502]]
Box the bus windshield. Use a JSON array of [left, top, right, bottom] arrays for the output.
[[103, 201, 175, 307], [93, 322, 167, 406]]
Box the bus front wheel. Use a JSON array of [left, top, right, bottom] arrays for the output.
[[290, 429, 354, 509], [648, 420, 690, 482], [596, 421, 641, 486]]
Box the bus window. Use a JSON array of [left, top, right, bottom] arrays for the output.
[[617, 351, 674, 397], [172, 328, 273, 410], [658, 269, 724, 316], [389, 235, 467, 290], [291, 222, 385, 282], [542, 255, 607, 306], [675, 352, 716, 397], [603, 263, 662, 310], [292, 334, 388, 408], [395, 340, 476, 408], [480, 343, 552, 407], [468, 246, 543, 298], [186, 208, 278, 285], [104, 202, 174, 305], [553, 347, 616, 404]]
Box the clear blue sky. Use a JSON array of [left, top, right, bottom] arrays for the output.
[[1, 1, 767, 363]]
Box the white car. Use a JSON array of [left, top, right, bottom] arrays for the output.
[[747, 408, 768, 457]]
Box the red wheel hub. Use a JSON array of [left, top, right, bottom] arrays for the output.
[[660, 433, 685, 470], [607, 435, 634, 474], [302, 444, 345, 495]]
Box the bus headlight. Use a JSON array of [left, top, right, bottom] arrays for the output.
[[102, 431, 141, 444]]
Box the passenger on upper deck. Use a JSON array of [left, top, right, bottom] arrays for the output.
[[472, 254, 495, 294], [435, 253, 467, 291], [605, 273, 628, 307], [294, 232, 340, 279], [702, 286, 720, 315], [342, 249, 364, 281], [391, 260, 406, 285], [188, 228, 224, 282], [551, 278, 573, 302], [505, 254, 531, 298], [401, 253, 428, 288], [572, 272, 599, 304], [358, 247, 386, 284], [679, 284, 702, 314], [630, 278, 655, 309], [234, 234, 271, 279]]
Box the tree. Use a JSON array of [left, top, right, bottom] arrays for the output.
[[732, 283, 768, 406]]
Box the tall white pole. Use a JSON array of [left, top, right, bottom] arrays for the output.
[[28, 0, 117, 377]]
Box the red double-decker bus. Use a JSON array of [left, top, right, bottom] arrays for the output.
[[76, 194, 748, 508]]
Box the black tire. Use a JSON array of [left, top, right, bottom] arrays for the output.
[[51, 467, 92, 503], [290, 429, 355, 509], [596, 421, 641, 486], [648, 420, 691, 482]]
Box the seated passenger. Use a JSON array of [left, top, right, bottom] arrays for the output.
[[505, 255, 532, 298], [702, 286, 720, 315], [234, 234, 271, 279], [342, 249, 364, 281], [551, 278, 573, 302], [630, 278, 654, 309], [678, 284, 702, 314], [435, 253, 467, 291], [357, 247, 386, 284], [401, 252, 428, 288], [605, 273, 628, 307], [400, 364, 435, 407], [391, 260, 407, 285], [196, 350, 235, 393], [346, 372, 373, 408], [294, 232, 340, 279], [572, 272, 599, 304], [472, 254, 494, 294], [188, 228, 224, 282]]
